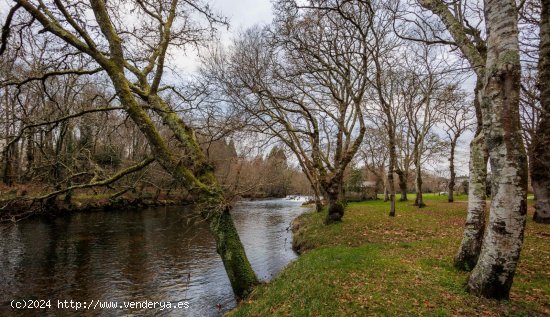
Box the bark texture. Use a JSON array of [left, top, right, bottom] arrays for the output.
[[324, 175, 345, 224], [466, 0, 528, 299], [532, 0, 550, 224], [204, 203, 259, 298], [454, 128, 488, 270], [397, 169, 408, 201]]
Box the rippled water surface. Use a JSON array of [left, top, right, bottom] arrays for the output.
[[0, 198, 310, 316]]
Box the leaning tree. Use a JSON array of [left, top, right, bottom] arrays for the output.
[[1, 0, 258, 298]]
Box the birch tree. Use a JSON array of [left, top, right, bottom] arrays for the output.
[[419, 0, 529, 299]]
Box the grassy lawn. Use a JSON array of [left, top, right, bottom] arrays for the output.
[[228, 194, 550, 316]]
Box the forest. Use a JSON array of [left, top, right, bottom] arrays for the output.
[[0, 0, 549, 316]]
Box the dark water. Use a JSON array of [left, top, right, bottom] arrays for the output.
[[0, 198, 310, 316]]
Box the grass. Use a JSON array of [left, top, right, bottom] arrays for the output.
[[228, 193, 550, 316]]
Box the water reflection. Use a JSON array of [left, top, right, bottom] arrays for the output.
[[0, 198, 309, 316]]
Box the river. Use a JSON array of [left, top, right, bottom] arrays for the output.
[[0, 197, 310, 316]]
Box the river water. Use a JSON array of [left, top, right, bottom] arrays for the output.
[[0, 197, 310, 316]]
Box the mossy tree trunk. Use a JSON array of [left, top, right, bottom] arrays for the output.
[[313, 183, 323, 212], [323, 174, 345, 224], [105, 42, 259, 302]]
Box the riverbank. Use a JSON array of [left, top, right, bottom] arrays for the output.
[[227, 195, 550, 316], [0, 190, 188, 223]]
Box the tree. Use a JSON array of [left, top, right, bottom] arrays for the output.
[[1, 0, 257, 298], [361, 125, 388, 200], [439, 86, 475, 203], [366, 0, 405, 216], [390, 0, 490, 268], [265, 146, 291, 197], [400, 42, 451, 208], [206, 0, 372, 223], [419, 0, 529, 299]]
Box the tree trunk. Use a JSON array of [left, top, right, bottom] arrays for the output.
[[2, 144, 13, 186], [388, 126, 398, 216], [134, 95, 259, 299], [448, 140, 457, 203], [454, 128, 488, 270], [314, 182, 323, 212], [414, 153, 425, 208], [384, 182, 389, 202], [24, 128, 34, 181], [324, 176, 345, 223], [204, 203, 259, 298], [397, 169, 408, 201], [2, 90, 13, 186], [532, 0, 550, 224], [13, 135, 20, 183], [53, 121, 67, 189], [374, 177, 382, 200], [98, 52, 258, 298], [466, 0, 528, 299]]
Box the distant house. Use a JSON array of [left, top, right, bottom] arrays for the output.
[[346, 180, 377, 201], [362, 180, 377, 188], [455, 176, 469, 194]]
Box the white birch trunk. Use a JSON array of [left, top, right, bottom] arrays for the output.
[[454, 129, 488, 270], [466, 0, 528, 299]]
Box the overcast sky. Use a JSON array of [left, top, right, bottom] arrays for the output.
[[171, 0, 274, 74], [211, 0, 273, 30]]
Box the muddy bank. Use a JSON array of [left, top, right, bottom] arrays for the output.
[[290, 212, 315, 255]]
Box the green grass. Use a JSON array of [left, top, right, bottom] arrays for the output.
[[228, 196, 550, 317]]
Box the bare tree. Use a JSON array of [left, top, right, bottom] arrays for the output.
[[361, 125, 388, 199], [439, 85, 475, 203], [400, 42, 452, 208], [206, 0, 372, 223]]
